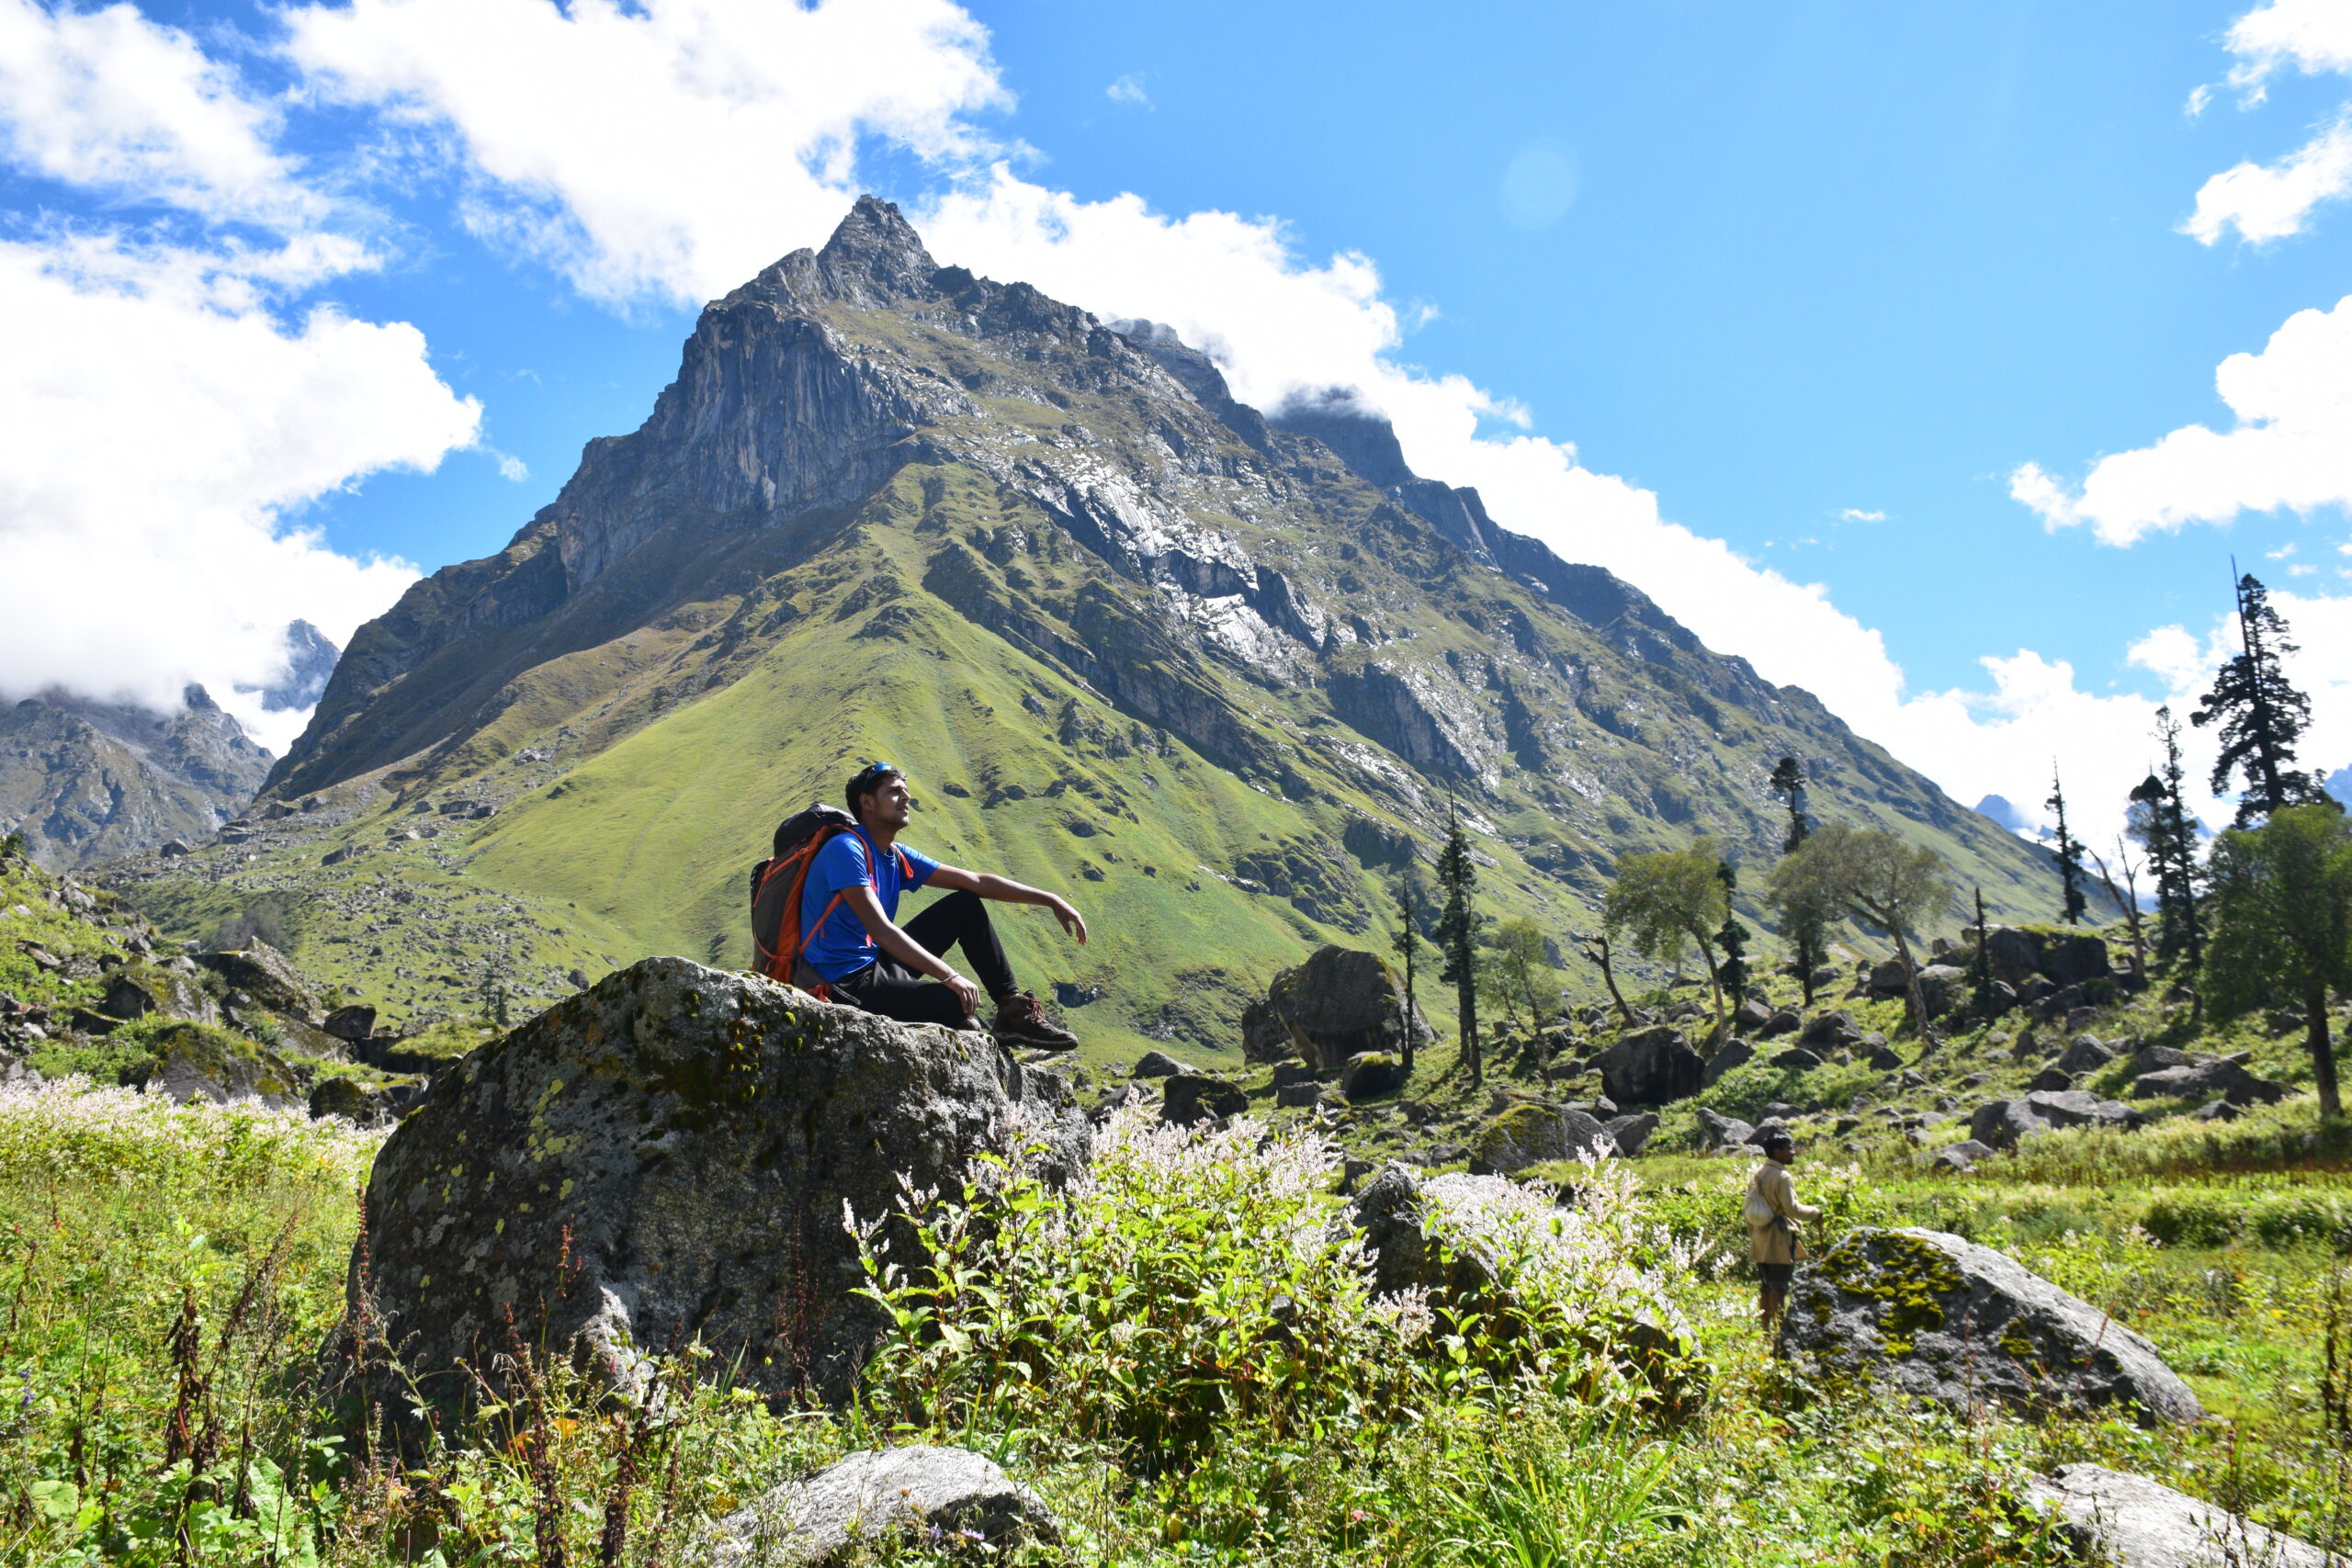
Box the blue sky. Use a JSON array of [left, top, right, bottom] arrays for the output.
[[2, 0, 2348, 843]]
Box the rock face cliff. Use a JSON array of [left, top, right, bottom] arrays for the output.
[[122, 198, 2058, 1050], [0, 686, 272, 869]]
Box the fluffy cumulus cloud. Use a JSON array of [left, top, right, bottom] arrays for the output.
[[282, 0, 1007, 305], [0, 236, 477, 749], [2009, 293, 2352, 544], [0, 0, 481, 749], [2186, 0, 2352, 243], [0, 0, 322, 227]]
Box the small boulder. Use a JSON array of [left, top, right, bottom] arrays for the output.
[[323, 1004, 378, 1043], [2023, 1089, 2144, 1133], [1275, 1081, 1321, 1109], [2024, 1463, 2331, 1568], [2056, 1035, 2114, 1077], [1341, 1051, 1408, 1100], [1131, 1050, 1193, 1079], [1778, 1227, 2203, 1425], [192, 942, 322, 1024], [1799, 1010, 1861, 1051], [1241, 945, 1430, 1071], [1270, 1059, 1318, 1089], [696, 1445, 1058, 1567], [1469, 1103, 1612, 1175], [1734, 996, 1774, 1032], [1758, 1009, 1802, 1039], [1161, 1073, 1249, 1126], [2133, 1059, 2290, 1106], [1864, 1043, 1905, 1072], [309, 1077, 392, 1126], [2131, 1044, 2197, 1073], [1928, 1139, 1994, 1172], [1594, 1024, 1704, 1108], [1968, 1099, 2052, 1150], [1981, 927, 2044, 987], [1695, 1106, 1758, 1155], [160, 839, 192, 857], [2041, 933, 2112, 988], [1601, 1111, 1658, 1157], [1915, 964, 1968, 1017], [1700, 1039, 1753, 1087], [1768, 1046, 1823, 1072], [2192, 1098, 2242, 1123], [2028, 1066, 2075, 1093]]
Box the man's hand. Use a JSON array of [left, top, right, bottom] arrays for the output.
[[1050, 897, 1088, 945], [940, 968, 980, 1019]]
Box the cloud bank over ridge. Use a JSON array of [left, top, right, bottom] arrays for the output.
[[1, 0, 2342, 838]]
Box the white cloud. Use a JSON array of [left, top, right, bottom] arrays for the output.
[[0, 0, 323, 228], [2184, 108, 2352, 244], [2224, 0, 2352, 96], [1838, 507, 1886, 523], [2010, 293, 2352, 544], [283, 0, 1008, 306], [1105, 73, 1150, 108], [0, 233, 480, 750]]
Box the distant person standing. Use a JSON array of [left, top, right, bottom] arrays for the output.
[[1745, 1131, 1820, 1340]]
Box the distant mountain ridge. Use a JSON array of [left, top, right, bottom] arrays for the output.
[[123, 197, 2063, 1051], [0, 686, 271, 869]]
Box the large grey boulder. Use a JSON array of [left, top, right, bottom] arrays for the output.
[[1240, 944, 1430, 1071], [1701, 1039, 1752, 1087], [695, 1446, 1058, 1567], [1695, 1106, 1758, 1154], [2133, 1058, 2290, 1105], [1914, 964, 1968, 1017], [2055, 1035, 2115, 1076], [2024, 1088, 2145, 1132], [2041, 933, 2113, 988], [1779, 1228, 2203, 1425], [1594, 1024, 1704, 1108], [1798, 1010, 1862, 1051], [193, 942, 322, 1024], [1968, 1098, 2052, 1150], [2024, 1463, 2332, 1568], [99, 963, 219, 1027], [1980, 927, 2046, 987], [1469, 1103, 1611, 1174], [355, 957, 1087, 1412], [1602, 1111, 1659, 1157]]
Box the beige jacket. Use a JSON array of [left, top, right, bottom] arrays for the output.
[[1746, 1160, 1823, 1264]]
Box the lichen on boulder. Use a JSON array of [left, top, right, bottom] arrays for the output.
[[352, 956, 1088, 1415], [1779, 1227, 2202, 1426]]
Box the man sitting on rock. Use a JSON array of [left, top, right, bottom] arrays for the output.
[[800, 761, 1083, 1048], [1745, 1130, 1821, 1340]]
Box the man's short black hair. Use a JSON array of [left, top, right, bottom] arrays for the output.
[[1762, 1132, 1796, 1154], [845, 761, 905, 818]]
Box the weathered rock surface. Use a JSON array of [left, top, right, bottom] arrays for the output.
[[1469, 1103, 1611, 1174], [356, 957, 1087, 1410], [1130, 1049, 1193, 1078], [2024, 1463, 2331, 1568], [1701, 1039, 1752, 1087], [1780, 1228, 2203, 1425], [139, 1024, 302, 1110], [1695, 1106, 1758, 1154], [1602, 1111, 1659, 1156], [194, 942, 322, 1024], [1594, 1024, 1704, 1108], [695, 1445, 1058, 1567], [1161, 1072, 1249, 1126], [309, 1076, 393, 1126], [1340, 1050, 1408, 1100], [2133, 1058, 2290, 1105], [1240, 944, 1429, 1071]]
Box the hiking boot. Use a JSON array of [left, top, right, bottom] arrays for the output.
[[993, 990, 1079, 1051]]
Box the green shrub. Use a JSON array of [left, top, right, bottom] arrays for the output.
[[2141, 1190, 2245, 1247]]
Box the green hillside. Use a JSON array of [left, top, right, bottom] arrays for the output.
[[105, 199, 2066, 1065]]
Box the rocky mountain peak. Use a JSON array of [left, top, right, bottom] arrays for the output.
[[747, 194, 941, 310]]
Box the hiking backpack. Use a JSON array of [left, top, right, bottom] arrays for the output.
[[747, 802, 910, 997]]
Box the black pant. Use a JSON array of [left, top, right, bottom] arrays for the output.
[[828, 890, 1016, 1027]]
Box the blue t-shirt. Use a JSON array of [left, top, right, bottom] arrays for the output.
[[799, 829, 941, 981]]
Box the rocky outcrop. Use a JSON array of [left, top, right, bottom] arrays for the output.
[[194, 942, 322, 1024], [354, 957, 1087, 1411], [0, 685, 271, 869], [2132, 1056, 2290, 1105], [1469, 1103, 1612, 1174], [1594, 1025, 1704, 1108], [2024, 1463, 2332, 1567], [695, 1446, 1058, 1568], [1779, 1228, 2203, 1425], [1240, 944, 1429, 1072]]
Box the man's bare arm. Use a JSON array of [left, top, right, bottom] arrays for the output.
[[925, 864, 1088, 944]]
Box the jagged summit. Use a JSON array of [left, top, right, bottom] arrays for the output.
[[148, 197, 2062, 1046]]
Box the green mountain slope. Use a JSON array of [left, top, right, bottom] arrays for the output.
[[105, 198, 2064, 1066]]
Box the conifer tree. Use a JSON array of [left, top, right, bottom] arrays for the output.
[[2129, 706, 2205, 970], [1969, 886, 1996, 1020], [1434, 796, 1484, 1087], [2045, 763, 2088, 926], [2202, 804, 2350, 1120], [1768, 756, 1825, 1004], [2193, 572, 2327, 827], [1714, 861, 1751, 996], [1391, 874, 1423, 1075]]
